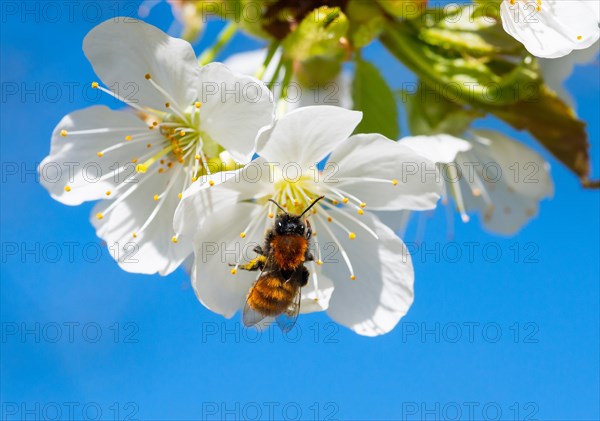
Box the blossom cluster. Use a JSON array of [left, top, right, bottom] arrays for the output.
[[39, 0, 597, 335]]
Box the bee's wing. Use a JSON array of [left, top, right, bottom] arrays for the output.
[[275, 285, 301, 333], [242, 297, 269, 328]]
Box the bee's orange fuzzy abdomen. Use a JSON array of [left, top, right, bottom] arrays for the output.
[[270, 235, 307, 271], [248, 275, 298, 317]]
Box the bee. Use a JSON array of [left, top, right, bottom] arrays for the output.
[[238, 196, 325, 332]]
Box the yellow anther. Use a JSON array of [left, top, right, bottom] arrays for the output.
[[349, 232, 356, 240], [360, 202, 366, 208], [165, 102, 170, 108], [192, 177, 198, 182], [167, 162, 173, 168], [60, 129, 68, 137], [96, 212, 104, 220], [97, 152, 103, 158], [195, 101, 202, 108], [136, 164, 148, 173], [317, 260, 323, 266], [125, 135, 132, 141], [577, 35, 583, 40], [195, 154, 201, 161], [171, 236, 178, 243], [152, 121, 158, 127], [392, 179, 398, 186], [178, 193, 183, 200], [132, 232, 137, 238], [342, 198, 349, 204], [350, 275, 356, 280], [268, 213, 274, 219], [144, 73, 151, 80], [179, 131, 185, 137], [153, 194, 159, 201], [105, 191, 111, 196], [64, 185, 71, 192], [148, 126, 154, 130], [158, 168, 164, 174], [131, 158, 138, 163], [331, 200, 339, 205], [240, 232, 246, 239], [231, 268, 237, 275], [327, 217, 333, 222], [357, 209, 364, 215], [208, 180, 215, 186], [91, 81, 99, 89], [146, 143, 152, 148]]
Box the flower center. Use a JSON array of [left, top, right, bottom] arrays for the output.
[[83, 75, 243, 242], [272, 172, 322, 215]]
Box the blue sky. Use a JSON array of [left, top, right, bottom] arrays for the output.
[[1, 1, 599, 420]]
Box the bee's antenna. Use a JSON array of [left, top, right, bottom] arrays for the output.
[[268, 199, 288, 215], [300, 196, 325, 218]]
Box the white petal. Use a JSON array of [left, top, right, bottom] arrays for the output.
[[457, 130, 554, 235], [92, 167, 192, 275], [256, 106, 363, 167], [300, 268, 335, 314], [83, 18, 199, 110], [174, 158, 273, 237], [39, 106, 159, 205], [287, 72, 354, 110], [373, 210, 413, 237], [471, 130, 553, 198], [198, 63, 275, 163], [539, 41, 599, 107], [399, 134, 472, 164], [223, 49, 281, 82], [500, 0, 600, 58], [315, 212, 414, 336], [191, 203, 266, 318], [328, 134, 442, 211]]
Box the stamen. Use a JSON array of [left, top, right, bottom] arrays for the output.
[[315, 214, 355, 280], [446, 164, 470, 223], [145, 74, 189, 123], [64, 186, 71, 192], [136, 144, 175, 173], [231, 205, 267, 272], [93, 83, 149, 114]]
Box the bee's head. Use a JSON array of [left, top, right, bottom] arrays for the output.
[[275, 214, 306, 236]]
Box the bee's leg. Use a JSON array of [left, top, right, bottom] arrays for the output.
[[298, 266, 309, 287], [253, 245, 265, 256], [304, 249, 314, 262], [229, 255, 267, 271]]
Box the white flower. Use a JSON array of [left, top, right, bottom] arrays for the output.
[[174, 106, 442, 336], [223, 49, 353, 111], [400, 131, 554, 235], [39, 18, 274, 275], [539, 41, 599, 106], [500, 0, 600, 58]]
